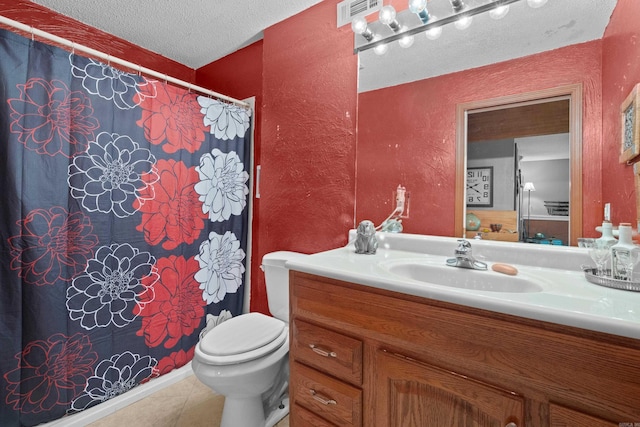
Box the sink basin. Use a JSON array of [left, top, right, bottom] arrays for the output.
[[383, 261, 543, 293]]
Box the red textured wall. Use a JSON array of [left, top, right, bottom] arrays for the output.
[[602, 0, 640, 225], [252, 0, 358, 314], [0, 0, 194, 81], [195, 41, 266, 313], [357, 41, 603, 239]]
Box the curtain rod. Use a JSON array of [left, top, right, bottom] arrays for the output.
[[0, 15, 250, 109]]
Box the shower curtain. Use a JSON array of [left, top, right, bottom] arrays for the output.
[[0, 28, 251, 426]]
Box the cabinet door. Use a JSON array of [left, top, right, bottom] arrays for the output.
[[549, 403, 619, 427], [374, 349, 523, 427]]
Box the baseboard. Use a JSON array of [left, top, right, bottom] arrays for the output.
[[41, 362, 194, 427]]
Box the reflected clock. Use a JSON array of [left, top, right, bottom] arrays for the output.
[[466, 166, 493, 207]]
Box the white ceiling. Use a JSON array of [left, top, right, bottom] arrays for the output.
[[30, 0, 323, 69], [29, 0, 617, 91]]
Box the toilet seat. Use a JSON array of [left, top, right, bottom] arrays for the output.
[[198, 312, 287, 365]]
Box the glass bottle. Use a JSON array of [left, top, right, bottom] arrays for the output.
[[610, 223, 636, 280]]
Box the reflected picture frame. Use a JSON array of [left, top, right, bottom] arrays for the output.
[[620, 83, 640, 163]]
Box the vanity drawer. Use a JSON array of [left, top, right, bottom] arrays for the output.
[[291, 361, 362, 427], [292, 319, 363, 385], [291, 403, 339, 427]]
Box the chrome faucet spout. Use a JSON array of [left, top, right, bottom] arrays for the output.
[[446, 239, 488, 270]]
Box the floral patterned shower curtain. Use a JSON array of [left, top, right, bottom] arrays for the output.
[[0, 28, 252, 426]]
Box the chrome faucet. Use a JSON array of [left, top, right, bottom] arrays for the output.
[[446, 239, 488, 270]]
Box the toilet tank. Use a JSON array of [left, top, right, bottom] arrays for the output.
[[262, 251, 306, 322]]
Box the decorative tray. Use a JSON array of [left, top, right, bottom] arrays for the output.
[[582, 267, 640, 292]]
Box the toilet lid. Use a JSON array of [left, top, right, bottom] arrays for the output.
[[199, 312, 286, 364]]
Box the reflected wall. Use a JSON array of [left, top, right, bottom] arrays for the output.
[[356, 40, 603, 238]]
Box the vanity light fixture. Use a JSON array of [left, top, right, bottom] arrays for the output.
[[352, 0, 548, 55]]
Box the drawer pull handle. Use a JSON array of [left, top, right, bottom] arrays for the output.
[[309, 344, 337, 358], [310, 389, 337, 406]]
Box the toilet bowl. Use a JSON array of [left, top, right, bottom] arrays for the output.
[[192, 251, 305, 427]]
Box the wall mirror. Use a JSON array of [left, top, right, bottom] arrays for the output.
[[454, 85, 582, 246], [354, 0, 612, 246]]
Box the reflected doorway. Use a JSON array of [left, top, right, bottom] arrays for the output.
[[467, 99, 570, 244], [454, 84, 583, 246]]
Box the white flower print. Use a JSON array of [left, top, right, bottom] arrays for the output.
[[69, 351, 156, 412], [198, 97, 251, 140], [66, 243, 158, 330], [194, 148, 249, 222], [199, 309, 233, 339], [70, 55, 156, 109], [194, 231, 245, 304], [68, 132, 159, 218]]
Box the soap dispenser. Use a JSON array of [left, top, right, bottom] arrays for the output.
[[610, 223, 636, 280]]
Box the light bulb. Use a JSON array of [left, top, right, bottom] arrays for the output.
[[489, 4, 509, 19], [454, 15, 472, 30], [409, 0, 430, 24], [379, 5, 397, 25], [398, 33, 415, 49], [351, 16, 368, 34], [425, 15, 442, 40], [527, 0, 548, 8], [373, 42, 389, 55], [351, 16, 374, 41]]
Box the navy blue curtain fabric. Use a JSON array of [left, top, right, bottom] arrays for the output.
[[0, 28, 251, 426]]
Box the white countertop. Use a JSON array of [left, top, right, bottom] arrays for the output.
[[286, 232, 640, 340]]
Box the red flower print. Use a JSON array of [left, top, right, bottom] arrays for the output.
[[135, 82, 206, 153], [134, 159, 206, 250], [8, 207, 98, 286], [8, 78, 99, 157], [3, 333, 98, 414], [135, 256, 205, 348], [154, 347, 195, 377]]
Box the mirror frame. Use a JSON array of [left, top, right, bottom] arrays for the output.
[[454, 84, 583, 246]]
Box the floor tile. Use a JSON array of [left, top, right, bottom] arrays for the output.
[[85, 374, 290, 427]]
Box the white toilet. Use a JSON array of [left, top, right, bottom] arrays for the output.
[[192, 251, 305, 427]]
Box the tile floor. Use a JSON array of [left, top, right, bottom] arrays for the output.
[[86, 375, 290, 427]]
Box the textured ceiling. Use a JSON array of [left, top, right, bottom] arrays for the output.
[[30, 0, 324, 68]]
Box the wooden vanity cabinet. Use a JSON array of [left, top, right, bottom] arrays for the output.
[[289, 271, 640, 427]]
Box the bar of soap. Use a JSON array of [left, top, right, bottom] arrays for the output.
[[491, 263, 518, 276]]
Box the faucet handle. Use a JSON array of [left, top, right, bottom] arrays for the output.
[[456, 239, 472, 253]]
